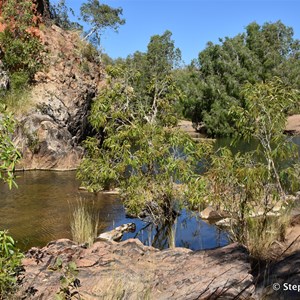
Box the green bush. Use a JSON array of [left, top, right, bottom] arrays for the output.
[[0, 230, 24, 298], [0, 0, 44, 86], [0, 29, 44, 83], [0, 104, 21, 188], [10, 72, 30, 91]]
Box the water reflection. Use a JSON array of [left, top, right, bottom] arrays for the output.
[[0, 171, 124, 250], [124, 210, 228, 250], [0, 171, 229, 251]]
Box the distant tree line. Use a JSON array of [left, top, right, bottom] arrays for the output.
[[175, 21, 300, 136]]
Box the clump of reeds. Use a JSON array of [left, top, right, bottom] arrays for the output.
[[71, 199, 98, 247]]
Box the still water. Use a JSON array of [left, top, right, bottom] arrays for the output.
[[0, 171, 228, 251]]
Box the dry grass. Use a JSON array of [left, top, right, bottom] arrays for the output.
[[2, 88, 33, 116], [83, 277, 152, 300], [245, 213, 290, 260], [70, 199, 98, 247]]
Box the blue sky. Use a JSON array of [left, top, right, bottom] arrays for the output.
[[63, 0, 300, 64]]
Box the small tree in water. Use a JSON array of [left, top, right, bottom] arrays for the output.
[[77, 31, 212, 228]]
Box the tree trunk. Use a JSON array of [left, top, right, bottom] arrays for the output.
[[36, 0, 51, 24]]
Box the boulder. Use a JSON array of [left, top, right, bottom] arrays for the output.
[[14, 113, 83, 170], [200, 206, 228, 220], [13, 25, 102, 170], [0, 60, 9, 91], [216, 218, 236, 227], [18, 239, 256, 299], [97, 223, 136, 241]]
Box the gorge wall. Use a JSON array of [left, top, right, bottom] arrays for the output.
[[8, 25, 102, 170]]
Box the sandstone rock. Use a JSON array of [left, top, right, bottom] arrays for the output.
[[18, 239, 256, 300], [0, 60, 9, 91], [97, 223, 136, 241], [200, 206, 224, 220], [14, 112, 83, 170], [13, 25, 102, 170], [216, 218, 236, 227]]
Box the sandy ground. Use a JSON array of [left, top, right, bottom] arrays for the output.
[[180, 116, 300, 136]]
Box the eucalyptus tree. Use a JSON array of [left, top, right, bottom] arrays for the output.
[[78, 32, 211, 226], [80, 0, 125, 46], [207, 78, 300, 258], [231, 78, 300, 196], [0, 105, 21, 189]]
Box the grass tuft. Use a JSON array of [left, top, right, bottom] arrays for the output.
[[245, 213, 290, 260], [70, 199, 98, 247]]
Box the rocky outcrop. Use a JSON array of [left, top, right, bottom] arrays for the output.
[[14, 25, 102, 170], [0, 60, 9, 91], [18, 239, 256, 299]]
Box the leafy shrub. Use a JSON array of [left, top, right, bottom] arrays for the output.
[[0, 29, 44, 83], [0, 0, 44, 85], [79, 43, 99, 62], [0, 230, 24, 298], [0, 104, 21, 188], [54, 258, 81, 300], [10, 72, 30, 91]]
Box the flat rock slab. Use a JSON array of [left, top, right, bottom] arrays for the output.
[[18, 239, 256, 299]]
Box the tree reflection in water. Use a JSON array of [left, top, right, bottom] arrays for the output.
[[132, 210, 229, 250]]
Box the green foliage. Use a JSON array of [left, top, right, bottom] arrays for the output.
[[80, 0, 125, 47], [207, 79, 300, 258], [147, 30, 182, 76], [0, 105, 21, 189], [182, 21, 300, 137], [1, 0, 35, 30], [114, 31, 183, 125], [173, 62, 204, 121], [78, 32, 212, 224], [10, 72, 30, 90], [0, 29, 44, 83], [245, 214, 290, 260], [79, 42, 99, 62], [54, 258, 81, 300], [0, 230, 24, 298], [0, 0, 44, 84], [50, 0, 82, 31], [230, 78, 300, 194]]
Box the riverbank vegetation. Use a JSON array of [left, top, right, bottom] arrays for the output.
[[177, 21, 300, 137], [76, 30, 300, 260], [77, 31, 213, 228], [0, 106, 22, 298], [1, 1, 300, 296]]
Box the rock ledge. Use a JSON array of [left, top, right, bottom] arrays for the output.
[[18, 238, 255, 299]]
